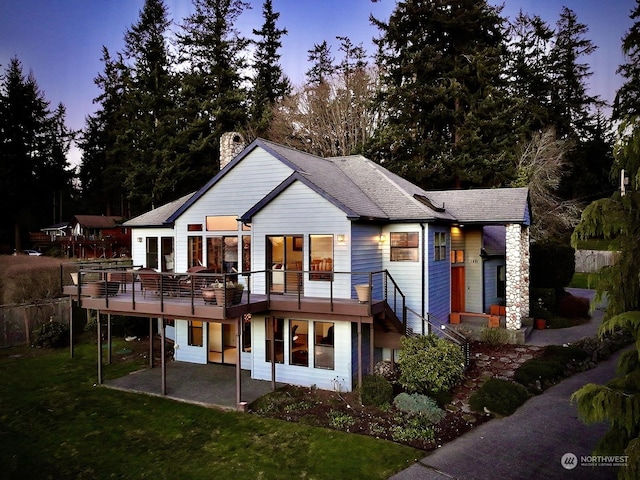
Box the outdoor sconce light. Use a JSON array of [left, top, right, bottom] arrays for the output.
[[337, 234, 345, 244], [379, 234, 387, 243], [137, 237, 143, 243]]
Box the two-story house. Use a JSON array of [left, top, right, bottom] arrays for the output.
[[68, 137, 530, 407]]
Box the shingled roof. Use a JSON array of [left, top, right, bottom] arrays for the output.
[[123, 192, 195, 227], [128, 139, 530, 228]]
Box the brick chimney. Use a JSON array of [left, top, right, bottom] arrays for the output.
[[219, 132, 246, 170]]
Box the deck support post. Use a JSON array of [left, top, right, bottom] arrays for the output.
[[357, 321, 362, 390], [69, 298, 74, 359], [96, 310, 102, 385], [160, 318, 166, 395], [369, 323, 374, 375], [236, 317, 243, 410], [107, 313, 112, 365], [149, 318, 154, 368], [270, 317, 276, 391]]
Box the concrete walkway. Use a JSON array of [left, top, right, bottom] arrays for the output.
[[391, 288, 626, 480]]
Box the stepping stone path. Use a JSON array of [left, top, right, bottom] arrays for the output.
[[447, 344, 545, 417]]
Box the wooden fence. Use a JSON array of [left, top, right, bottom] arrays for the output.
[[0, 298, 71, 348]]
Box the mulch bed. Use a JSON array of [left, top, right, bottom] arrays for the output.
[[251, 341, 546, 450]]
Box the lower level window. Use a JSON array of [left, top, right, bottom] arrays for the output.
[[290, 320, 309, 366], [188, 321, 203, 347], [265, 317, 284, 363], [314, 322, 334, 370]]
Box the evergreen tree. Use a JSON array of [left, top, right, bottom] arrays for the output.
[[120, 0, 178, 213], [504, 10, 554, 135], [367, 0, 513, 189], [78, 48, 132, 216], [572, 4, 640, 477], [549, 7, 600, 140], [549, 7, 612, 202], [305, 41, 335, 86], [0, 57, 73, 250], [176, 0, 249, 181], [249, 0, 291, 136]]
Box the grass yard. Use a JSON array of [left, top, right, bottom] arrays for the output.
[[0, 341, 419, 479]]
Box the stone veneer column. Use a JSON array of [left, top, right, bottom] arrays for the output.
[[520, 225, 530, 319], [505, 223, 529, 330]]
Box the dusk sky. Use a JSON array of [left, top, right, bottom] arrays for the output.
[[0, 0, 636, 166]]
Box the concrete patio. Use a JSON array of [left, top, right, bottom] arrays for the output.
[[105, 362, 282, 410]]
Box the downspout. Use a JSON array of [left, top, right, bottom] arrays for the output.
[[420, 223, 426, 335]]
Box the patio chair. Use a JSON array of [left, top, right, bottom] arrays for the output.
[[137, 268, 161, 297], [178, 266, 216, 295]]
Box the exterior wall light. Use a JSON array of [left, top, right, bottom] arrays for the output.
[[137, 237, 143, 243], [379, 234, 387, 243], [337, 234, 345, 244]]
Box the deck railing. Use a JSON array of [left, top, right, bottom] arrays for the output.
[[66, 266, 406, 323]]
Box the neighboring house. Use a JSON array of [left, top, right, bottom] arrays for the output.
[[67, 138, 530, 400], [31, 215, 131, 258]]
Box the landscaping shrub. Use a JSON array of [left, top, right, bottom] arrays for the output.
[[480, 327, 509, 345], [514, 345, 589, 389], [398, 334, 465, 395], [557, 292, 590, 319], [390, 415, 436, 442], [469, 378, 530, 416], [530, 240, 575, 290], [393, 393, 445, 424], [530, 289, 555, 319], [32, 320, 69, 348], [359, 375, 394, 407], [514, 358, 565, 388]]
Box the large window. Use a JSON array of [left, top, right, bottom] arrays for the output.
[[206, 236, 238, 274], [314, 322, 334, 370], [390, 232, 419, 262], [309, 234, 333, 280], [434, 232, 447, 261], [265, 317, 284, 363], [188, 321, 203, 347], [290, 320, 309, 366], [242, 235, 251, 272], [188, 236, 203, 267]]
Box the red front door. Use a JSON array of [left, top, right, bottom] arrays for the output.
[[451, 266, 465, 312]]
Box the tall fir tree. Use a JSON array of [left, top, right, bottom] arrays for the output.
[[504, 11, 554, 136], [79, 48, 132, 216], [120, 0, 178, 213], [549, 7, 612, 202], [549, 7, 600, 140], [572, 4, 640, 477], [249, 0, 291, 137], [176, 0, 249, 182], [367, 0, 513, 189], [0, 57, 73, 250]]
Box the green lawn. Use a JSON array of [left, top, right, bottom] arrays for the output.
[[0, 341, 419, 479]]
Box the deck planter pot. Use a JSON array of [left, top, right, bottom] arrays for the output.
[[355, 284, 370, 303]]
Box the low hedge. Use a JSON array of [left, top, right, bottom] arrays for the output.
[[469, 378, 530, 416]]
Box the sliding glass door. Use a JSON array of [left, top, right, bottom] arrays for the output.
[[266, 236, 303, 294]]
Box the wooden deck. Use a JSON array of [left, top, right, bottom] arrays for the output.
[[63, 282, 388, 323]]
